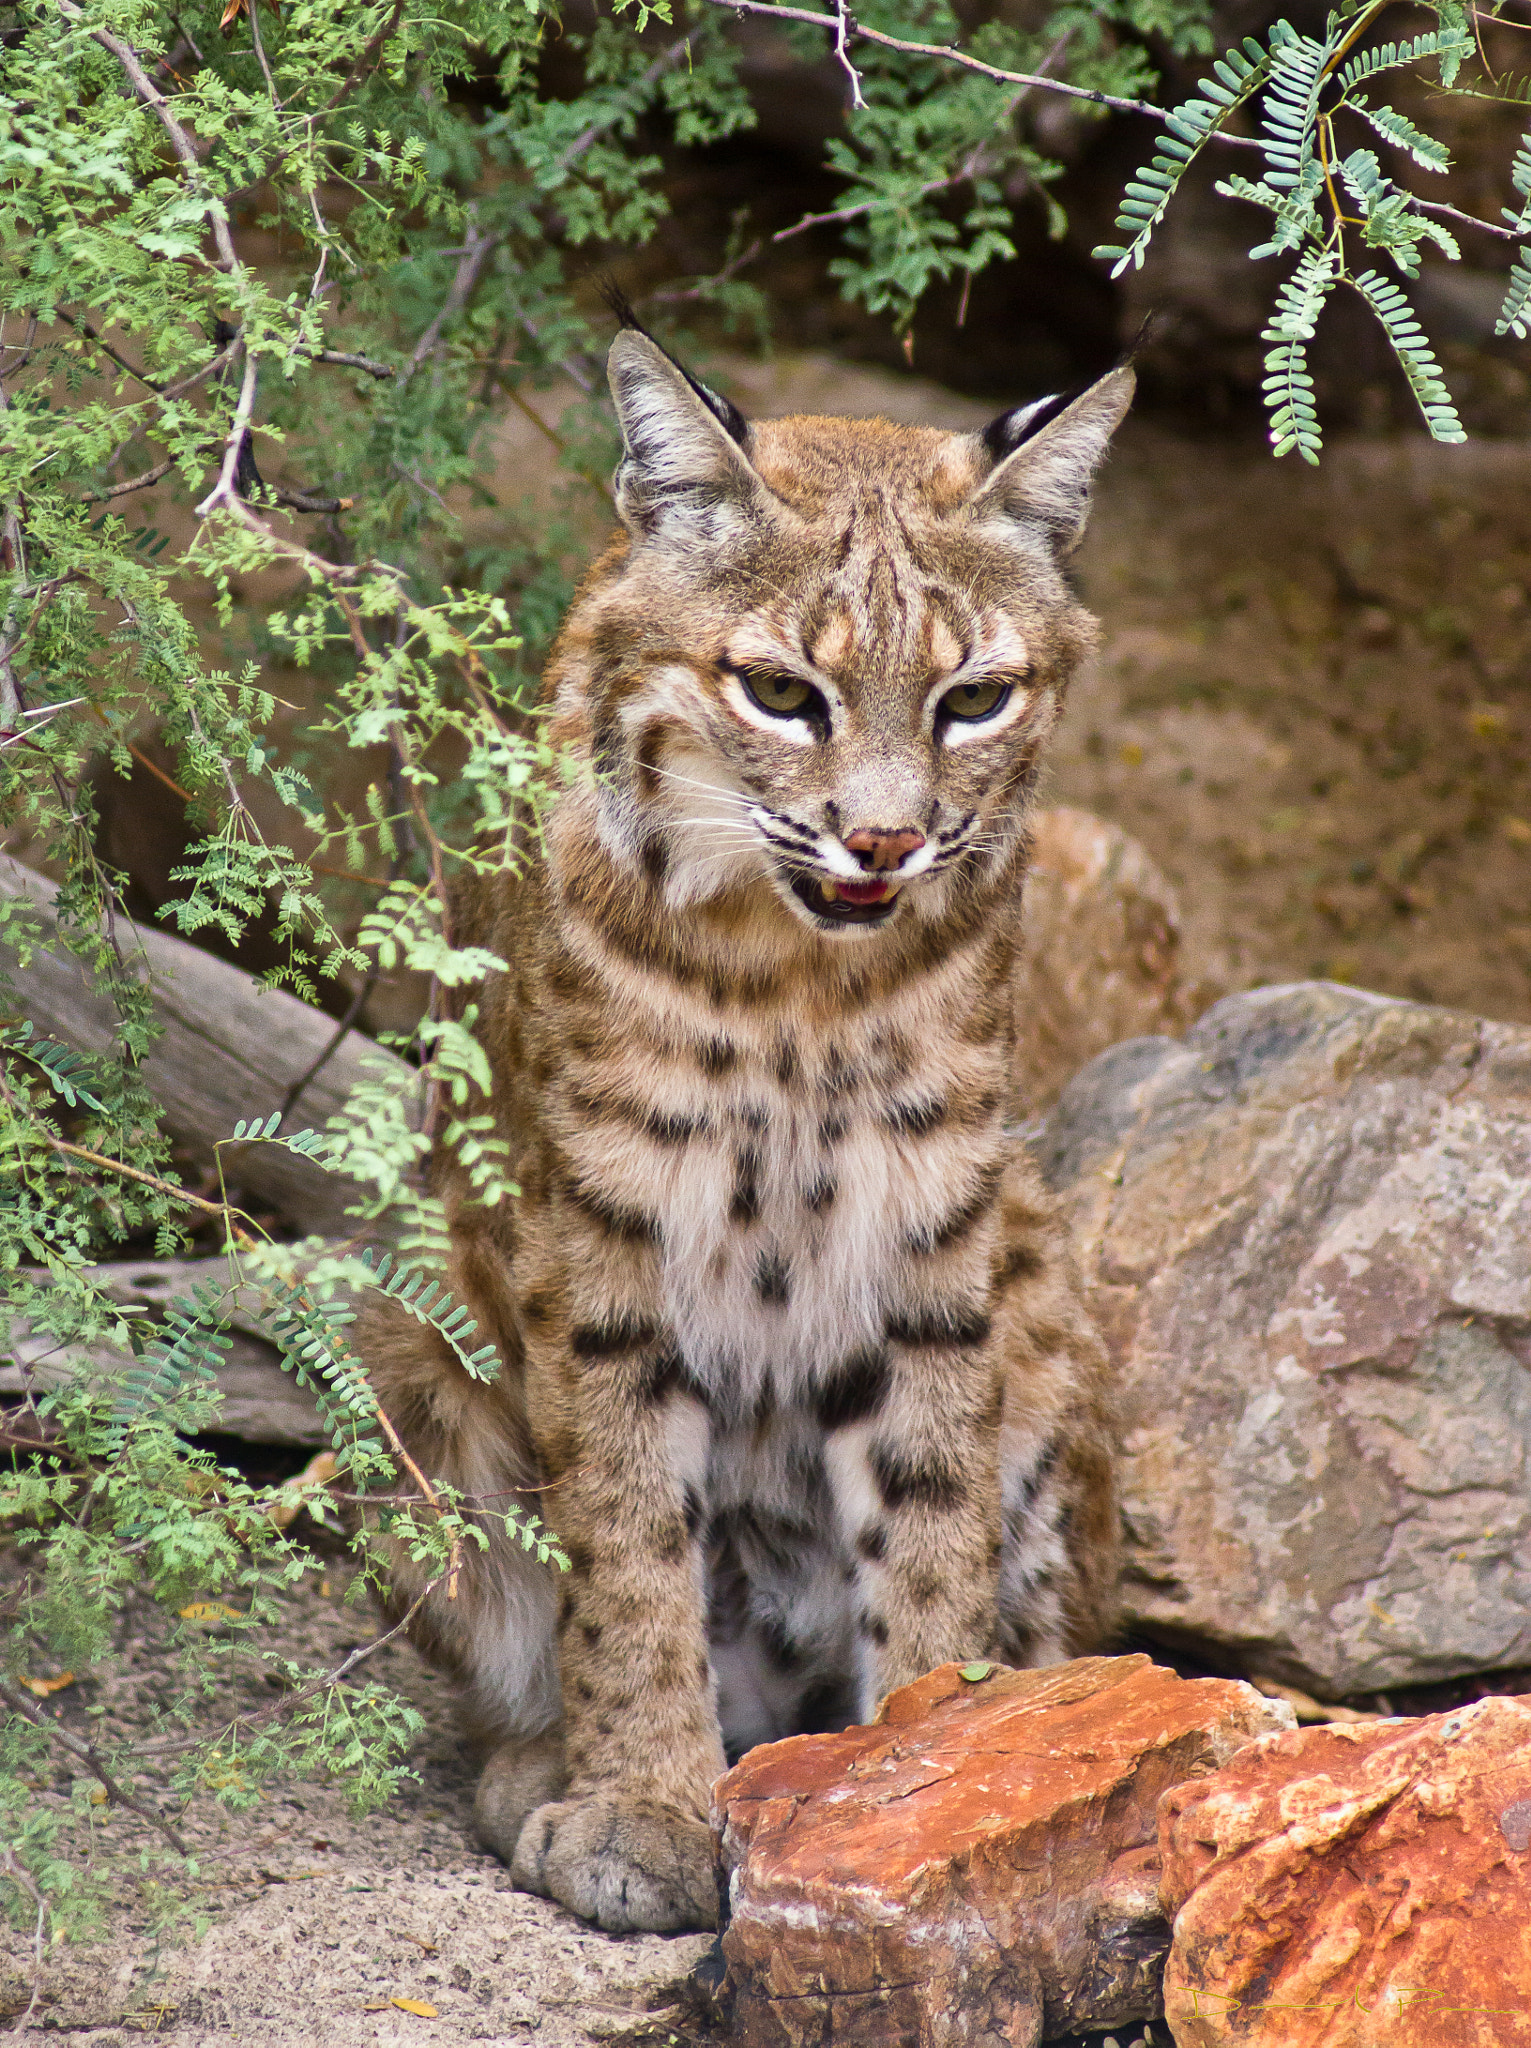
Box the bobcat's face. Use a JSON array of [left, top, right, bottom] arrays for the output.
[[552, 335, 1132, 942]]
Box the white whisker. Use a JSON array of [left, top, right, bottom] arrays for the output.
[[645, 761, 753, 807]]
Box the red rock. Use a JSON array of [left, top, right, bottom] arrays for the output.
[[711, 1654, 1286, 2048], [1159, 1695, 1531, 2047]]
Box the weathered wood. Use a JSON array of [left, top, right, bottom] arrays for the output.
[[1, 853, 415, 1234], [4, 1256, 328, 1445]]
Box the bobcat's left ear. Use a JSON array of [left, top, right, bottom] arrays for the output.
[[607, 329, 767, 546], [969, 366, 1135, 552]]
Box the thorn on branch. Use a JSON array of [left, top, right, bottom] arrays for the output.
[[833, 0, 866, 112]]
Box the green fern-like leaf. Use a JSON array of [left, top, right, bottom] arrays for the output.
[[1215, 169, 1322, 260], [359, 1248, 501, 1383], [1436, 1, 1471, 87], [1352, 269, 1466, 442], [118, 1283, 233, 1422], [1261, 248, 1338, 464], [1092, 36, 1271, 275], [1503, 130, 1531, 235], [1496, 251, 1531, 338], [265, 1283, 384, 1458], [1350, 97, 1450, 173], [1258, 21, 1327, 197], [1336, 29, 1474, 95], [3, 1023, 110, 1114]]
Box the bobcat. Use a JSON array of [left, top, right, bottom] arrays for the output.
[[364, 323, 1131, 1936]]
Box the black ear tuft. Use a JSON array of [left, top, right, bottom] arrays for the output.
[[980, 387, 1081, 465], [597, 278, 749, 451]]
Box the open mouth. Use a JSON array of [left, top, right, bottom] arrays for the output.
[[788, 872, 903, 926]]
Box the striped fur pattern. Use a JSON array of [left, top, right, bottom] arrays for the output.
[[362, 332, 1131, 1934]]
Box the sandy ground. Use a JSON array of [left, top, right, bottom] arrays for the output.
[[0, 1564, 1163, 2046], [0, 1574, 712, 2046]]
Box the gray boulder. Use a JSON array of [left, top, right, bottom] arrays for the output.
[[1028, 982, 1531, 1699]]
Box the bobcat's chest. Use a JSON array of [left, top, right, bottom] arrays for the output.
[[556, 992, 1004, 1421]]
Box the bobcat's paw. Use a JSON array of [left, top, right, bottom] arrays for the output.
[[510, 1795, 717, 1933]]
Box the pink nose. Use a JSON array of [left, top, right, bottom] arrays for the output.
[[844, 827, 926, 874]]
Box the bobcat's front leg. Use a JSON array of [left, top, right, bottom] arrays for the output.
[[826, 1314, 1004, 1710], [512, 1299, 721, 1933]]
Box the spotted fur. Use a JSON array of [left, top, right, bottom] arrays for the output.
[[362, 331, 1130, 1935]]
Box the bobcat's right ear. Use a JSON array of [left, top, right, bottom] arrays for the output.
[[607, 330, 766, 546], [969, 366, 1135, 554]]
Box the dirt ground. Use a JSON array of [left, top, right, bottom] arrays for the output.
[[0, 1574, 715, 2046], [1063, 422, 1531, 1023]]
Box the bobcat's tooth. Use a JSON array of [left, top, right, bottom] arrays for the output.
[[820, 880, 840, 903]]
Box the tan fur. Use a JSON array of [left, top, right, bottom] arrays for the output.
[[362, 336, 1132, 1934]]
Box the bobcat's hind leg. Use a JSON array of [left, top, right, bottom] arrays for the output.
[[992, 1164, 1121, 1666], [359, 1296, 566, 1844]]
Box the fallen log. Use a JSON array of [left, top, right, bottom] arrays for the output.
[[0, 853, 415, 1236], [1, 1255, 327, 1446]]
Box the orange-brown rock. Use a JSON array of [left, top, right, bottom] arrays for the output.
[[711, 1654, 1288, 2048], [1159, 1695, 1531, 2047]]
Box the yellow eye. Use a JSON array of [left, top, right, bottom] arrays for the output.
[[940, 677, 1011, 723], [741, 668, 815, 718]]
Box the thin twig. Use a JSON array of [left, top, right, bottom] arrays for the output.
[[55, 0, 240, 273], [518, 313, 598, 396], [0, 314, 41, 386], [695, 0, 1172, 116], [0, 1849, 48, 2034], [832, 0, 865, 111], [0, 1674, 190, 1856], [67, 318, 161, 393], [278, 968, 378, 1122], [43, 1136, 233, 1219], [645, 235, 765, 305], [84, 457, 178, 503], [319, 0, 407, 114], [403, 216, 501, 379], [1411, 192, 1519, 242], [308, 348, 395, 379], [502, 385, 616, 510], [132, 1569, 447, 1759], [550, 33, 696, 173], [271, 482, 353, 514], [194, 347, 258, 519], [244, 0, 278, 108], [157, 338, 240, 404]]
